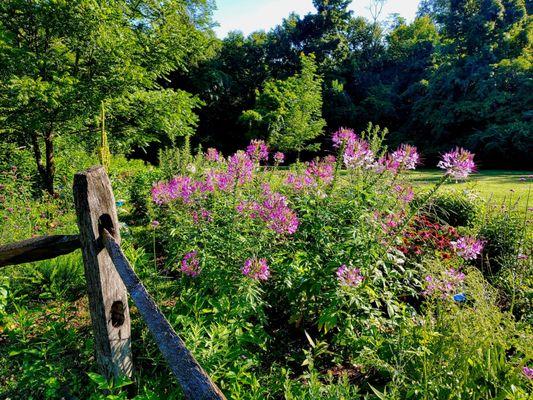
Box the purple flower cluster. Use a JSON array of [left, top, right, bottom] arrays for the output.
[[227, 150, 254, 184], [388, 144, 420, 171], [438, 147, 476, 180], [242, 257, 270, 281], [181, 251, 201, 277], [306, 156, 335, 183], [152, 145, 265, 206], [451, 236, 484, 260], [332, 129, 375, 169], [206, 148, 220, 162], [336, 265, 364, 287], [261, 189, 299, 234], [152, 176, 199, 205], [423, 268, 466, 298], [205, 169, 229, 192], [237, 185, 299, 234], [523, 366, 533, 379], [205, 151, 255, 192], [246, 139, 269, 163], [332, 128, 357, 148], [393, 184, 415, 203], [286, 156, 335, 190], [286, 173, 316, 191], [274, 151, 285, 164], [343, 138, 375, 169]]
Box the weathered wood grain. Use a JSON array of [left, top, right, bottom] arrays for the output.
[[0, 235, 80, 267], [103, 229, 227, 400], [73, 166, 132, 380]]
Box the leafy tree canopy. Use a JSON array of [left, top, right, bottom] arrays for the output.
[[243, 53, 326, 156], [0, 0, 215, 193]]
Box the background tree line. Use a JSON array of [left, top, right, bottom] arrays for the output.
[[0, 0, 531, 194], [177, 0, 532, 168]]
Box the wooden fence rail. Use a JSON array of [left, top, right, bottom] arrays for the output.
[[103, 229, 226, 399], [0, 165, 226, 400], [0, 234, 80, 267]]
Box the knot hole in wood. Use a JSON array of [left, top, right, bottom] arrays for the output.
[[110, 300, 126, 328], [98, 214, 116, 239]]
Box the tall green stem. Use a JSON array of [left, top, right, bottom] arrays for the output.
[[153, 228, 157, 271]]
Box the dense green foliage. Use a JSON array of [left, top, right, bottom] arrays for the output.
[[242, 53, 326, 156], [1, 0, 530, 193], [179, 0, 531, 167], [0, 0, 214, 193]]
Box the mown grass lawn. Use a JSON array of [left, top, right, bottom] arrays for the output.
[[409, 170, 532, 213]]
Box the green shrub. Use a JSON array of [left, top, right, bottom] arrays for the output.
[[418, 189, 482, 227], [375, 268, 533, 400], [479, 211, 523, 275], [128, 171, 159, 224]]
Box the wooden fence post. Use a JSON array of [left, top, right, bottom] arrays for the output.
[[73, 166, 133, 380]]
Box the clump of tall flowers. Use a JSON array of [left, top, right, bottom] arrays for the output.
[[285, 156, 335, 191], [242, 257, 270, 281], [423, 268, 466, 299], [437, 147, 476, 180], [332, 128, 374, 169], [387, 144, 420, 172], [451, 236, 484, 260], [237, 184, 299, 235], [246, 139, 269, 163]]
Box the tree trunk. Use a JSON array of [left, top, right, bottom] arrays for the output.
[[44, 130, 55, 195], [31, 132, 46, 184], [30, 130, 55, 195]]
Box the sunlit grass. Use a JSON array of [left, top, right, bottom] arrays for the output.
[[409, 170, 532, 215]]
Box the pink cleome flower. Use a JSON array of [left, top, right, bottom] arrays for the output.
[[285, 156, 336, 190], [343, 138, 374, 169], [237, 185, 299, 235], [181, 251, 201, 277], [152, 176, 199, 205], [423, 268, 466, 298], [242, 257, 270, 281], [273, 151, 285, 164], [261, 190, 299, 234], [306, 156, 335, 183], [451, 236, 484, 260], [523, 366, 533, 379], [336, 265, 364, 288], [286, 173, 316, 191], [206, 148, 220, 162], [207, 151, 255, 192], [388, 144, 420, 171], [437, 147, 476, 180], [246, 139, 269, 163], [227, 150, 254, 184], [332, 128, 357, 149], [332, 129, 375, 169]]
